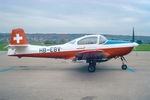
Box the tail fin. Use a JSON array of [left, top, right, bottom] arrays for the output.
[[10, 28, 29, 45]]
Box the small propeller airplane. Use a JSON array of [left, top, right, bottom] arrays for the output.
[[7, 28, 138, 72]]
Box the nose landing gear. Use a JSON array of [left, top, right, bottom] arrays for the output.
[[120, 56, 128, 70]]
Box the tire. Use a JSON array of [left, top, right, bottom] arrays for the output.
[[121, 64, 127, 70], [88, 63, 96, 72]]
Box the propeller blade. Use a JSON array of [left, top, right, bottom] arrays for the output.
[[132, 27, 135, 42], [132, 27, 138, 56]]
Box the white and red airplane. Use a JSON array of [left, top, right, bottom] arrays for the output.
[[7, 28, 138, 72]]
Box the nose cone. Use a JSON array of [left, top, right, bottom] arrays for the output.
[[132, 42, 139, 47]]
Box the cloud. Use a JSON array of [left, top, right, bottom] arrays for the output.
[[119, 17, 138, 23], [0, 0, 150, 35], [122, 5, 148, 14]]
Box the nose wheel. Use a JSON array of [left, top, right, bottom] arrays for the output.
[[121, 64, 127, 70], [120, 56, 128, 70], [88, 60, 96, 72]]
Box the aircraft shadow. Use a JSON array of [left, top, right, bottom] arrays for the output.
[[14, 65, 121, 73]]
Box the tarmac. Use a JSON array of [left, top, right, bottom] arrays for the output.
[[0, 51, 150, 100]]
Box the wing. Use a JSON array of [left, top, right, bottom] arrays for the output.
[[74, 50, 110, 60]]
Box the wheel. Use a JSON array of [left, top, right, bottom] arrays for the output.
[[121, 64, 127, 70], [88, 63, 96, 72]]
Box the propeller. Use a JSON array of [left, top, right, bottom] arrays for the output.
[[132, 27, 135, 42], [132, 27, 138, 56]]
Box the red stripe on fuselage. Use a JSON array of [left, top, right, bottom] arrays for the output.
[[9, 47, 133, 59]]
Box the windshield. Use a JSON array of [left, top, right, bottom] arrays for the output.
[[99, 36, 107, 44]]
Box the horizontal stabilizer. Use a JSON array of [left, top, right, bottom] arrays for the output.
[[6, 44, 28, 49]]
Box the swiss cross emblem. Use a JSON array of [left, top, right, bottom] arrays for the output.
[[13, 34, 23, 43]]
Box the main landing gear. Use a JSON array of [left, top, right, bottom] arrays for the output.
[[88, 60, 96, 72], [87, 56, 128, 72], [120, 56, 128, 70]]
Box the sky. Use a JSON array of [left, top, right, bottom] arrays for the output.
[[0, 0, 150, 35]]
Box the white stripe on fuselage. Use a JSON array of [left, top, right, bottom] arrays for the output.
[[8, 42, 137, 55]]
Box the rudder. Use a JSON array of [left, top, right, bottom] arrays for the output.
[[10, 28, 29, 45]]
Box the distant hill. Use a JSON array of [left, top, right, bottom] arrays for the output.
[[0, 33, 150, 44]]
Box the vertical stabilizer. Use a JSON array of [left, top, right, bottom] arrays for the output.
[[10, 28, 29, 45]]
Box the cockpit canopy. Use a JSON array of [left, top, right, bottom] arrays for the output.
[[67, 35, 107, 45]]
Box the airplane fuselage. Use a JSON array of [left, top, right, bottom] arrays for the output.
[[8, 40, 137, 59]]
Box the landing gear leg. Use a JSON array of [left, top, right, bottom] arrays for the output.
[[120, 56, 127, 70], [88, 60, 96, 72]]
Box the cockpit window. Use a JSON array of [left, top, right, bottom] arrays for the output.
[[99, 36, 107, 44], [78, 36, 97, 45], [68, 40, 76, 44]]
